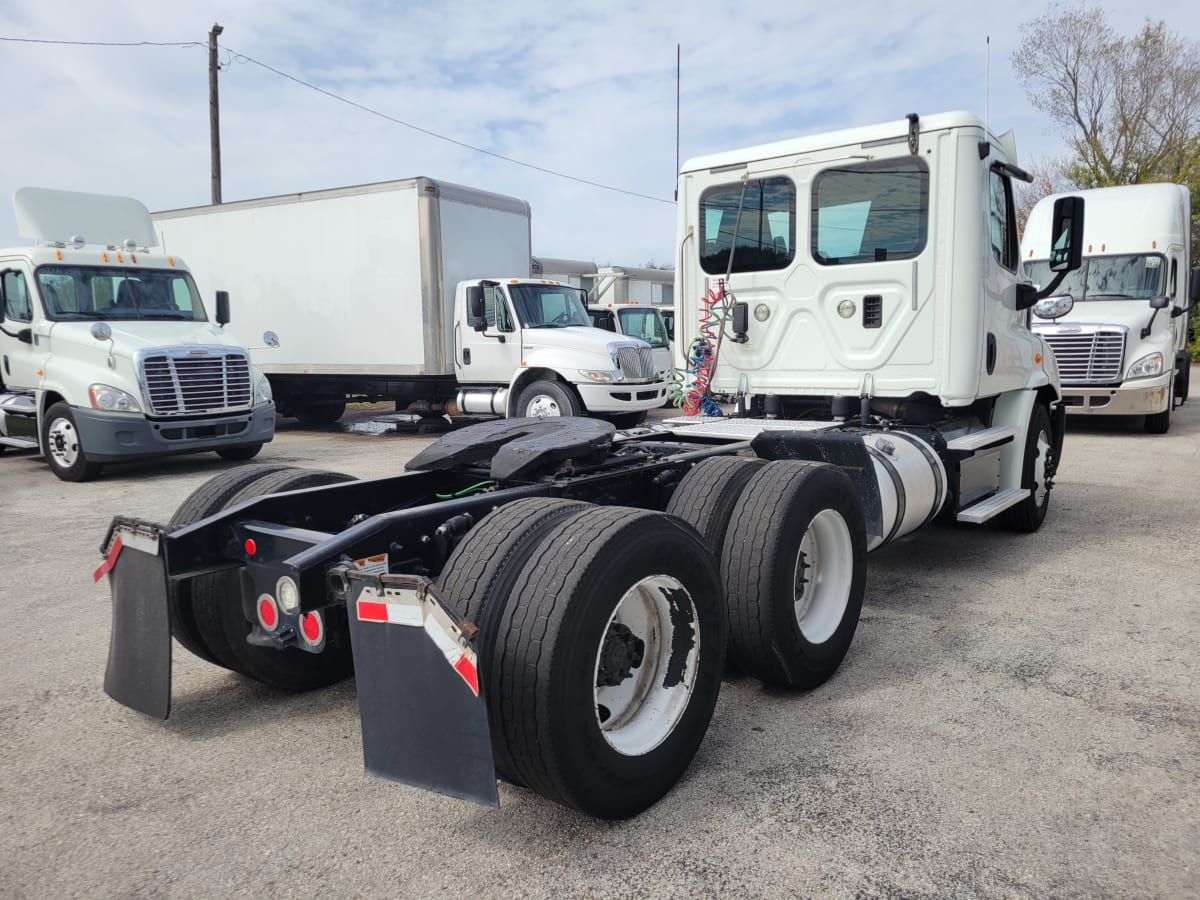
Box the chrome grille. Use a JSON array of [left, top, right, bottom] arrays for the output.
[[138, 350, 252, 415], [1039, 328, 1126, 385], [612, 345, 656, 380]]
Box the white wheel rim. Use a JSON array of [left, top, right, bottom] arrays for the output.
[[526, 394, 562, 417], [593, 574, 699, 756], [46, 416, 81, 468], [793, 509, 854, 644], [1032, 426, 1051, 506]]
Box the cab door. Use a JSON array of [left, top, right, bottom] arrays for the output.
[[0, 266, 47, 391], [456, 282, 521, 383]]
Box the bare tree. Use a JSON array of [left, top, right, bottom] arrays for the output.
[[1012, 3, 1200, 252]]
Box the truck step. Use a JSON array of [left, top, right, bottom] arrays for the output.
[[956, 488, 1030, 524], [0, 435, 39, 450], [946, 425, 1018, 453]]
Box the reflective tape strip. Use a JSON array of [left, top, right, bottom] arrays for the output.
[[356, 598, 422, 627], [356, 588, 479, 696], [92, 535, 124, 583]]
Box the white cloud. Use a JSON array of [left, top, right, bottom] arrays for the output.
[[2, 0, 1197, 266]]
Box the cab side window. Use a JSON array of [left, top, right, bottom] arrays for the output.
[[2, 271, 32, 322], [989, 171, 1018, 271], [482, 284, 513, 332]]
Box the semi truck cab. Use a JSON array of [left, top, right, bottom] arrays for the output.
[[1023, 183, 1196, 434], [0, 188, 275, 481]]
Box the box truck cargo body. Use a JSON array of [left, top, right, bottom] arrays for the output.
[[154, 180, 667, 425]]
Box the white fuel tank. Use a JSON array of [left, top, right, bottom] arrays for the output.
[[861, 431, 947, 551]]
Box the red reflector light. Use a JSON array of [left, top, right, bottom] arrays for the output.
[[301, 612, 323, 644], [244, 538, 257, 555], [258, 596, 278, 630]]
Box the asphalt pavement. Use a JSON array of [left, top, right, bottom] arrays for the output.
[[1, 401, 1197, 898]]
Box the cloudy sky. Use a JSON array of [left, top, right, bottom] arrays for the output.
[[1, 0, 1196, 267]]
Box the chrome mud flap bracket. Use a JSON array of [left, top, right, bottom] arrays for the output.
[[95, 518, 172, 720], [339, 568, 499, 807]]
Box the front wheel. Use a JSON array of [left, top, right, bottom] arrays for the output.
[[1002, 403, 1055, 531], [515, 379, 580, 418], [216, 443, 263, 461], [1145, 387, 1172, 434], [41, 402, 101, 482]]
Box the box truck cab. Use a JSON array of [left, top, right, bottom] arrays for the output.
[[1023, 183, 1196, 433], [0, 188, 274, 481]]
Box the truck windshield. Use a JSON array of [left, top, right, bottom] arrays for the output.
[[1024, 254, 1165, 301], [509, 284, 591, 328], [617, 308, 669, 348], [36, 266, 207, 322]]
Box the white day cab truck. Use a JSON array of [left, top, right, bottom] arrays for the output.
[[97, 111, 1082, 820], [153, 180, 668, 429], [0, 188, 274, 481], [1023, 183, 1197, 434]]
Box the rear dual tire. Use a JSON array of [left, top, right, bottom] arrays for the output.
[[440, 500, 725, 819], [171, 465, 358, 691]]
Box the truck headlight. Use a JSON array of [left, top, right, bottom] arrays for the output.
[[1126, 352, 1163, 380], [88, 384, 142, 413], [253, 369, 273, 405], [578, 369, 620, 383]]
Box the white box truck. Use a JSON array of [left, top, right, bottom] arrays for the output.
[[154, 180, 668, 428], [0, 188, 275, 481], [1023, 183, 1197, 433]]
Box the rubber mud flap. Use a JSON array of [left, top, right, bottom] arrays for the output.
[[101, 532, 172, 720], [346, 573, 498, 807]]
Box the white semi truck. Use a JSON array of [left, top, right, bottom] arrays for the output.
[[153, 181, 668, 428], [0, 188, 275, 481], [1023, 183, 1197, 434], [98, 111, 1083, 819]]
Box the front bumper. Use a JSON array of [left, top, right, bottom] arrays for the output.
[[73, 402, 276, 461], [1059, 375, 1171, 416], [576, 380, 668, 413]]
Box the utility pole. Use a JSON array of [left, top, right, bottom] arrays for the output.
[[208, 22, 224, 204]]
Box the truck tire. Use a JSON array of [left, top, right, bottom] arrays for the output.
[[1174, 354, 1190, 405], [294, 400, 346, 426], [216, 443, 263, 461], [490, 506, 725, 819], [515, 379, 580, 418], [723, 461, 867, 690], [168, 463, 296, 665], [191, 467, 358, 691], [1001, 404, 1055, 531], [436, 497, 593, 785], [606, 411, 648, 429], [41, 401, 102, 482], [665, 455, 767, 558], [1145, 382, 1173, 433]]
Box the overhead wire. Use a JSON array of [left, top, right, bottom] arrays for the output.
[[0, 35, 673, 205]]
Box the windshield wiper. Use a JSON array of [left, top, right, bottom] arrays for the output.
[[142, 313, 194, 320]]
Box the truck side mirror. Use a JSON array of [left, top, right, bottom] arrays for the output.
[[1190, 267, 1200, 306], [1149, 295, 1170, 310], [1048, 196, 1084, 273], [215, 290, 230, 326], [466, 285, 486, 331]]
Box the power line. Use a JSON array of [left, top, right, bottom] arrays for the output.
[[0, 35, 673, 205]]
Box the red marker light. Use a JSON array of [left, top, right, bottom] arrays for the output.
[[301, 612, 323, 645], [244, 538, 257, 555], [258, 596, 278, 629]]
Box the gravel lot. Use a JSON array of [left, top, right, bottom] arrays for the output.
[[1, 400, 1197, 898]]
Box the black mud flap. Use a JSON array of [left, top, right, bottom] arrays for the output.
[[96, 520, 172, 720], [344, 570, 498, 807]]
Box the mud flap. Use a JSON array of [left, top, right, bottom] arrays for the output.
[[344, 571, 498, 807], [97, 522, 172, 720]]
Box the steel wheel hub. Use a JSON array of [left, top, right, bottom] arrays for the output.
[[47, 417, 80, 467]]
